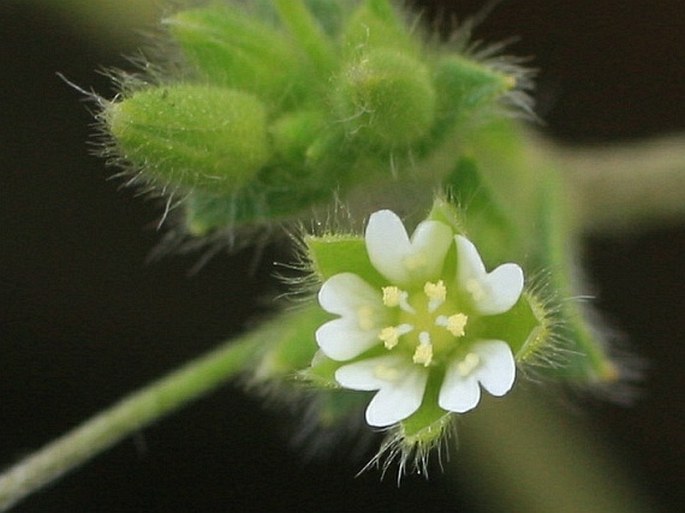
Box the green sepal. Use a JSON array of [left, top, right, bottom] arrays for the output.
[[305, 234, 387, 287], [478, 294, 541, 360], [342, 0, 417, 56], [271, 109, 326, 164], [250, 303, 329, 381], [534, 169, 618, 382], [275, 0, 337, 73], [299, 352, 341, 388], [399, 371, 451, 443], [165, 6, 306, 107], [335, 49, 436, 149], [183, 169, 335, 233], [304, 0, 348, 37], [441, 157, 519, 265], [106, 84, 270, 193], [432, 56, 512, 129]]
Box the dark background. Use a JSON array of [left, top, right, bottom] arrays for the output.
[[1, 0, 683, 511]]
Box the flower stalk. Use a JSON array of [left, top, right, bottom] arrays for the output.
[[0, 333, 260, 511]]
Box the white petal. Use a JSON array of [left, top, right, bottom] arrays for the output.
[[471, 340, 516, 396], [407, 219, 454, 282], [318, 273, 382, 316], [456, 235, 524, 315], [366, 210, 452, 286], [438, 363, 481, 413], [335, 354, 406, 390], [477, 264, 524, 315], [315, 318, 380, 361], [455, 235, 487, 281], [365, 210, 413, 284], [335, 356, 428, 427]]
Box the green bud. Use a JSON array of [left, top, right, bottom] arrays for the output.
[[335, 49, 436, 148], [342, 0, 417, 56], [432, 56, 514, 133], [271, 109, 326, 164], [164, 6, 304, 106], [106, 84, 270, 192]]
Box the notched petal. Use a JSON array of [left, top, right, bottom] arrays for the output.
[[315, 318, 379, 361], [438, 365, 481, 413], [366, 210, 453, 286], [456, 235, 524, 315], [471, 339, 516, 396], [365, 210, 412, 284], [336, 356, 428, 427], [318, 272, 382, 316]]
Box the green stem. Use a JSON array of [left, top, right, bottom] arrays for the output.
[[549, 133, 685, 234], [0, 335, 260, 512]]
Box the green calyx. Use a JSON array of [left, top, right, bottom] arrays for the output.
[[106, 84, 269, 192], [335, 49, 437, 148]]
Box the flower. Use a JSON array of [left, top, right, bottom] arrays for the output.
[[315, 210, 524, 427]]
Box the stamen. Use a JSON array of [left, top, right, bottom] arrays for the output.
[[381, 286, 414, 313], [379, 327, 400, 349], [379, 324, 413, 349], [382, 286, 402, 307], [424, 280, 446, 312], [457, 352, 480, 376], [436, 313, 468, 337], [413, 331, 433, 366]]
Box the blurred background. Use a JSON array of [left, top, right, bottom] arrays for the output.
[[1, 0, 683, 511]]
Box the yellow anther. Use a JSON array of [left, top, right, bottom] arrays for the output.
[[457, 353, 480, 376], [446, 313, 468, 337], [357, 306, 375, 331], [379, 326, 400, 349], [424, 280, 446, 302], [413, 339, 433, 367], [382, 286, 403, 307]]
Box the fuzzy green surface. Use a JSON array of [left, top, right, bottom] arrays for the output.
[[107, 84, 270, 192]]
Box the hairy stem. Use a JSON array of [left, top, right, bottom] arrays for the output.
[[0, 336, 259, 512]]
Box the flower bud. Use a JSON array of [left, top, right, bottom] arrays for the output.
[[164, 6, 305, 106], [106, 84, 270, 192], [271, 109, 326, 164], [432, 56, 515, 134], [335, 49, 436, 148], [342, 0, 417, 56]]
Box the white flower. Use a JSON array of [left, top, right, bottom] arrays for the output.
[[315, 210, 523, 428]]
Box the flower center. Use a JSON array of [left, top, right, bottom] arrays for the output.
[[379, 280, 468, 367]]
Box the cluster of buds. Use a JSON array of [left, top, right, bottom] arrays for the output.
[[101, 0, 527, 236]]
